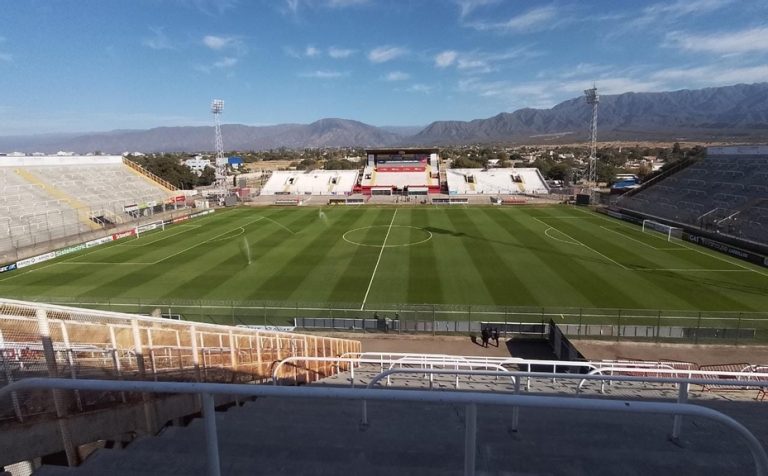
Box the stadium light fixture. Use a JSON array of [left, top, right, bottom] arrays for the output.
[[584, 86, 599, 187]]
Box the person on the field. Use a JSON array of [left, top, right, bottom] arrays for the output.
[[481, 327, 490, 348], [492, 328, 500, 347]]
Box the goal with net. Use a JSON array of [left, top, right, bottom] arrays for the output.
[[642, 219, 683, 241]]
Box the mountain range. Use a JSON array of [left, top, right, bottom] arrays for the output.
[[2, 83, 768, 154]]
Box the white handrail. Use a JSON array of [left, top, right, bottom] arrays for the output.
[[272, 354, 742, 389], [579, 367, 768, 390], [1, 378, 765, 476]]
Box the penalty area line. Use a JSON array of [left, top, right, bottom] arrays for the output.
[[533, 216, 629, 270], [360, 209, 398, 311]]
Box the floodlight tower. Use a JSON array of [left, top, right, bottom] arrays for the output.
[[211, 99, 227, 189], [584, 86, 599, 186]]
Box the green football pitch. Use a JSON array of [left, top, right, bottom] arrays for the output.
[[1, 205, 767, 317]]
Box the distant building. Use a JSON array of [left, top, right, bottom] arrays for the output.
[[185, 157, 212, 174]]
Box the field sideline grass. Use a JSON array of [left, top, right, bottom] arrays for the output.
[[1, 205, 766, 315]]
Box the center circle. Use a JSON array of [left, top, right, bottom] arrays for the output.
[[343, 225, 432, 248]]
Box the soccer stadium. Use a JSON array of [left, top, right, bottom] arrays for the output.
[[1, 145, 768, 475]]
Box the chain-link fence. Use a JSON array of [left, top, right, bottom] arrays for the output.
[[0, 200, 192, 264]]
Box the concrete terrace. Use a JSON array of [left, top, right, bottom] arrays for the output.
[[31, 366, 768, 476]]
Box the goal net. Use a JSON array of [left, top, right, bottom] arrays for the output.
[[642, 219, 683, 241]]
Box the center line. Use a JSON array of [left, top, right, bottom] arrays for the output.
[[360, 209, 398, 311]]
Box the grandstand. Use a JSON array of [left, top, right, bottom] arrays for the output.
[[446, 168, 549, 195], [260, 170, 358, 196], [0, 155, 178, 260], [0, 299, 360, 473], [617, 145, 768, 246], [3, 300, 768, 475], [359, 148, 441, 195]]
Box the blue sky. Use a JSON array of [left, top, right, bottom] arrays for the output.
[[1, 0, 768, 135]]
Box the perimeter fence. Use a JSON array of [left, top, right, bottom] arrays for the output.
[[9, 296, 768, 345], [0, 200, 191, 264]]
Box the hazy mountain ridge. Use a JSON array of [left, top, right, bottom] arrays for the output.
[[2, 83, 768, 153], [412, 83, 768, 144]]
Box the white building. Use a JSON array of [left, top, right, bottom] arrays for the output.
[[184, 156, 212, 174]]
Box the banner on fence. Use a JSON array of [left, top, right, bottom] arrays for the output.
[[17, 251, 56, 269], [190, 209, 215, 218], [137, 222, 162, 233], [86, 236, 114, 248], [112, 229, 137, 241], [0, 263, 17, 273], [684, 233, 768, 268], [54, 243, 86, 257], [237, 325, 296, 332]]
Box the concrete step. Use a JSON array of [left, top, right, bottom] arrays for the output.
[[35, 388, 764, 476], [70, 445, 464, 476]]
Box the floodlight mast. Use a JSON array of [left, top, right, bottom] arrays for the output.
[[211, 99, 227, 191], [584, 86, 599, 186]]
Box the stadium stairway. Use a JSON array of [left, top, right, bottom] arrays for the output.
[[31, 377, 763, 475]]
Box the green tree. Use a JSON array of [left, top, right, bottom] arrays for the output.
[[199, 166, 216, 186], [548, 163, 572, 181]]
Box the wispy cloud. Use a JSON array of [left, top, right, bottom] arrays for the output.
[[458, 74, 665, 109], [555, 63, 614, 79], [283, 0, 369, 14], [326, 0, 369, 7], [174, 0, 239, 16], [406, 84, 433, 93], [194, 56, 239, 73], [328, 46, 355, 58], [368, 46, 408, 63], [454, 0, 499, 19], [283, 46, 302, 58], [299, 70, 347, 78], [558, 77, 664, 95], [203, 35, 239, 50], [285, 45, 354, 59], [142, 27, 174, 50], [465, 6, 558, 33], [384, 71, 410, 81], [435, 47, 539, 74], [435, 50, 458, 68], [305, 45, 321, 57], [214, 57, 238, 68], [651, 64, 768, 86], [632, 0, 733, 27], [666, 27, 768, 55], [285, 0, 300, 14]]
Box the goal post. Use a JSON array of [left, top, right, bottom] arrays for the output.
[[642, 219, 682, 241]]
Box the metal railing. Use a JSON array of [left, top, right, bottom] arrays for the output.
[[1, 377, 766, 476], [362, 366, 768, 471], [0, 298, 361, 424], [276, 354, 711, 391], [8, 298, 765, 344]]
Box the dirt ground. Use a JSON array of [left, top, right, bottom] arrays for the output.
[[244, 160, 294, 172], [319, 332, 768, 365]]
